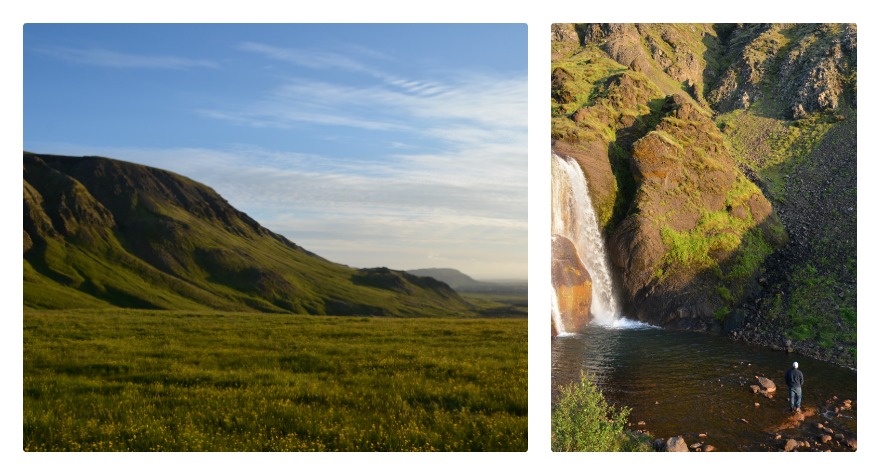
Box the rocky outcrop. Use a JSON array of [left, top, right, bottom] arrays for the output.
[[552, 235, 593, 333], [551, 23, 580, 43], [706, 24, 856, 118], [608, 95, 784, 329]]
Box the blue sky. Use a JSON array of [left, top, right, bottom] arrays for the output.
[[24, 24, 527, 280]]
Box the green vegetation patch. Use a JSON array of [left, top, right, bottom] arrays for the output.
[[552, 372, 649, 452], [658, 190, 776, 305], [782, 265, 856, 349], [23, 310, 527, 451], [717, 106, 835, 203]]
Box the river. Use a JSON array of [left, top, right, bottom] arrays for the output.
[[551, 321, 857, 451]]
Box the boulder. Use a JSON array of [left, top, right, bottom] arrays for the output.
[[784, 439, 799, 452], [551, 235, 593, 332], [664, 436, 689, 452], [755, 376, 776, 392]]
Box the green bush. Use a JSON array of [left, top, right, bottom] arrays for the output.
[[552, 373, 643, 451]]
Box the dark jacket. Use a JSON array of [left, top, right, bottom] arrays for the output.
[[785, 368, 804, 389]]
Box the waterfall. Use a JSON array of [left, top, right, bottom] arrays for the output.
[[551, 153, 621, 326], [550, 283, 573, 336]]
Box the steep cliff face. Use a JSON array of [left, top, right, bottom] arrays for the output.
[[609, 95, 785, 330], [551, 23, 856, 363], [23, 152, 474, 317]]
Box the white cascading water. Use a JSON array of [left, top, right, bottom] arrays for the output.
[[550, 283, 574, 336], [551, 153, 622, 328]]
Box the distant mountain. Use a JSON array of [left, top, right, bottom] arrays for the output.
[[407, 268, 527, 295], [406, 268, 482, 288], [23, 152, 474, 317]]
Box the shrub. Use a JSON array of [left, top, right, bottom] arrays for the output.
[[552, 373, 640, 451]]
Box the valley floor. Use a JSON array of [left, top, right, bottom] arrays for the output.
[[23, 309, 527, 451]]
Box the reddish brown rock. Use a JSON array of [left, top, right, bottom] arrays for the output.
[[552, 235, 592, 333], [784, 439, 799, 452], [630, 131, 685, 183], [755, 376, 777, 392]]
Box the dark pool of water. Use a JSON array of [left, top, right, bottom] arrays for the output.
[[551, 322, 857, 451]]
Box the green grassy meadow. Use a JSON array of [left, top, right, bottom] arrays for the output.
[[23, 310, 527, 451]]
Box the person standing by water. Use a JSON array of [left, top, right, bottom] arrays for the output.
[[785, 362, 804, 413]]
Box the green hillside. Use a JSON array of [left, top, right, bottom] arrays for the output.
[[23, 152, 474, 317]]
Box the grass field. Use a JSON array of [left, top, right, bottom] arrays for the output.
[[23, 309, 527, 451]]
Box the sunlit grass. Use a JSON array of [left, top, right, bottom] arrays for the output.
[[23, 309, 527, 451]]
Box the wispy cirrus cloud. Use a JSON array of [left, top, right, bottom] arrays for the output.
[[34, 46, 219, 69], [199, 72, 527, 151], [238, 41, 448, 97]]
